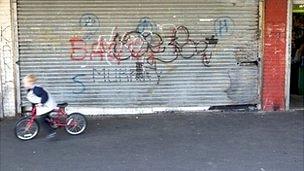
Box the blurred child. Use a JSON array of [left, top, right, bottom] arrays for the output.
[[23, 74, 57, 139]]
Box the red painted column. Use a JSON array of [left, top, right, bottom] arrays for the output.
[[262, 0, 288, 111]]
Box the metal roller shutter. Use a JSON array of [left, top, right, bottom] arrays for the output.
[[17, 0, 260, 112]]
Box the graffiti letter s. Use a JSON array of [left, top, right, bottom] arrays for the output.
[[72, 74, 86, 94]]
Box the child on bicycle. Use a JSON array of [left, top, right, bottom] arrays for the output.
[[23, 74, 57, 139]]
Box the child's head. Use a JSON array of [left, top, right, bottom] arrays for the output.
[[23, 74, 37, 89]]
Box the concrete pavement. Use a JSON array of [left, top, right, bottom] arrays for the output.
[[0, 111, 303, 171]]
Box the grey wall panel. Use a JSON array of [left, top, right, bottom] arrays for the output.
[[17, 0, 260, 109]]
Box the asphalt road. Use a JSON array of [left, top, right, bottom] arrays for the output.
[[1, 111, 303, 171]]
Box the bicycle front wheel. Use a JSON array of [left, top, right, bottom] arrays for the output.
[[65, 113, 87, 135], [15, 117, 39, 140]]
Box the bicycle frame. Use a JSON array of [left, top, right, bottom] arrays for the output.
[[51, 107, 68, 127], [25, 106, 37, 130], [25, 105, 68, 128]]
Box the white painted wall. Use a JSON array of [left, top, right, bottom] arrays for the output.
[[0, 0, 17, 117]]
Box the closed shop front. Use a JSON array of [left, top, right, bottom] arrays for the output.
[[17, 0, 260, 113]]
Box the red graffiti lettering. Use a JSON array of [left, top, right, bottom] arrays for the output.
[[90, 40, 104, 60], [69, 36, 87, 61]]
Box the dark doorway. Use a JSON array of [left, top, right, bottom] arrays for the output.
[[290, 4, 304, 109]]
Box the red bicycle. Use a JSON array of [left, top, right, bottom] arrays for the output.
[[15, 102, 87, 140]]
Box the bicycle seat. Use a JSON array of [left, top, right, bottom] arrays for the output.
[[57, 102, 68, 108]]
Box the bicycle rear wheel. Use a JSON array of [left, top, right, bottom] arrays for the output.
[[65, 113, 87, 135], [15, 117, 39, 140]]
